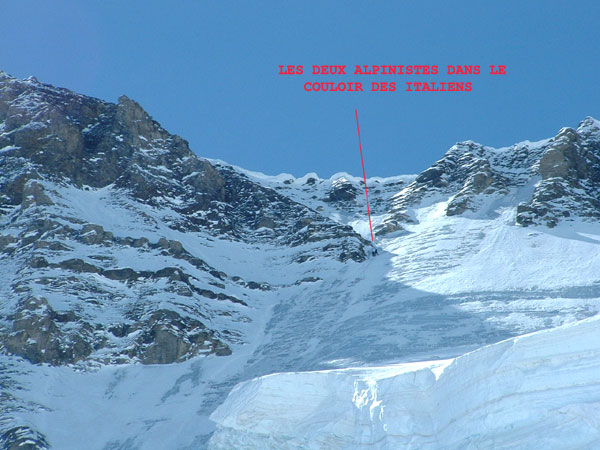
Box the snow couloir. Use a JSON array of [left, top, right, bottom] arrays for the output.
[[209, 316, 600, 449]]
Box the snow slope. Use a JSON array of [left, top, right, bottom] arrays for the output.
[[4, 193, 599, 448], [209, 315, 600, 449]]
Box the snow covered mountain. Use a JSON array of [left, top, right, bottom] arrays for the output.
[[1, 71, 599, 449]]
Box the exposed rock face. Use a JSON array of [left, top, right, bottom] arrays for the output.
[[209, 165, 369, 260], [0, 72, 370, 256], [375, 142, 512, 234], [0, 71, 371, 372], [516, 123, 600, 227], [3, 296, 93, 365], [136, 309, 231, 364], [376, 117, 600, 234], [0, 426, 49, 450], [327, 177, 358, 202], [0, 72, 224, 217], [0, 215, 242, 366], [20, 180, 53, 209]]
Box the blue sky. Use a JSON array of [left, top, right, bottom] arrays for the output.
[[2, 1, 599, 177]]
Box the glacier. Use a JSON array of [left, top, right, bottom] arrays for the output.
[[209, 315, 600, 449]]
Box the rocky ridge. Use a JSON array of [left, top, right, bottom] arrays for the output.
[[377, 117, 600, 234]]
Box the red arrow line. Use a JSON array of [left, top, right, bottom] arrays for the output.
[[355, 109, 374, 242]]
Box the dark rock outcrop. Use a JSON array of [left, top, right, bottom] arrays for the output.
[[2, 297, 93, 365], [0, 426, 50, 450], [327, 177, 358, 202], [376, 118, 600, 234], [516, 123, 600, 227]]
